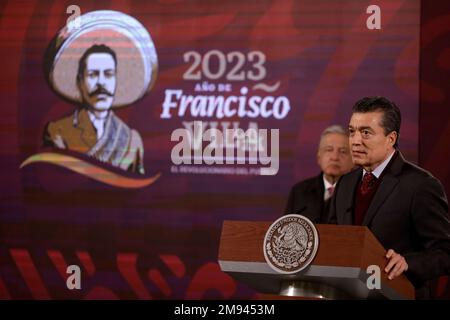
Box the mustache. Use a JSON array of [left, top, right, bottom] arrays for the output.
[[88, 86, 114, 97]]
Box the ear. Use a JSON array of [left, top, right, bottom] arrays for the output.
[[387, 131, 397, 147]]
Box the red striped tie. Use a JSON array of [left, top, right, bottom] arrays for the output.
[[361, 172, 376, 195]]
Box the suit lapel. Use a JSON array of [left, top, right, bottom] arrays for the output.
[[314, 174, 325, 222], [339, 169, 361, 225], [362, 151, 404, 226], [315, 173, 325, 209], [362, 174, 399, 226], [75, 109, 97, 148]]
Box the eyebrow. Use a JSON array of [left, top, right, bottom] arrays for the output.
[[86, 68, 115, 72], [348, 125, 374, 131]]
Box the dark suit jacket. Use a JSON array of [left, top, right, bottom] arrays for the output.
[[285, 173, 330, 223], [328, 151, 450, 299]]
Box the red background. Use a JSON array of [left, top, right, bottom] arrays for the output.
[[0, 0, 447, 299]]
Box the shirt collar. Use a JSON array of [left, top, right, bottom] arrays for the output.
[[323, 175, 336, 190], [87, 110, 108, 122], [363, 150, 396, 179], [87, 110, 109, 140]]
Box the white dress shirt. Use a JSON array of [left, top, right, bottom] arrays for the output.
[[88, 111, 108, 140], [323, 175, 336, 201], [362, 150, 396, 179]]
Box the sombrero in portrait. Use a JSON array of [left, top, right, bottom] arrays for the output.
[[45, 10, 158, 108]]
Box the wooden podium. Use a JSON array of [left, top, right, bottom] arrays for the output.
[[218, 220, 415, 300]]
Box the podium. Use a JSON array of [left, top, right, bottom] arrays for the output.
[[218, 220, 415, 300]]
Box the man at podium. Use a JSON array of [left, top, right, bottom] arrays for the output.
[[328, 96, 450, 299]]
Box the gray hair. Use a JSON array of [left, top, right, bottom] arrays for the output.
[[318, 125, 348, 148]]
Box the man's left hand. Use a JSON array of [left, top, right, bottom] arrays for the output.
[[385, 249, 408, 280]]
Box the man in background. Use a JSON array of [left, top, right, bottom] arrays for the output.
[[285, 125, 354, 223]]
